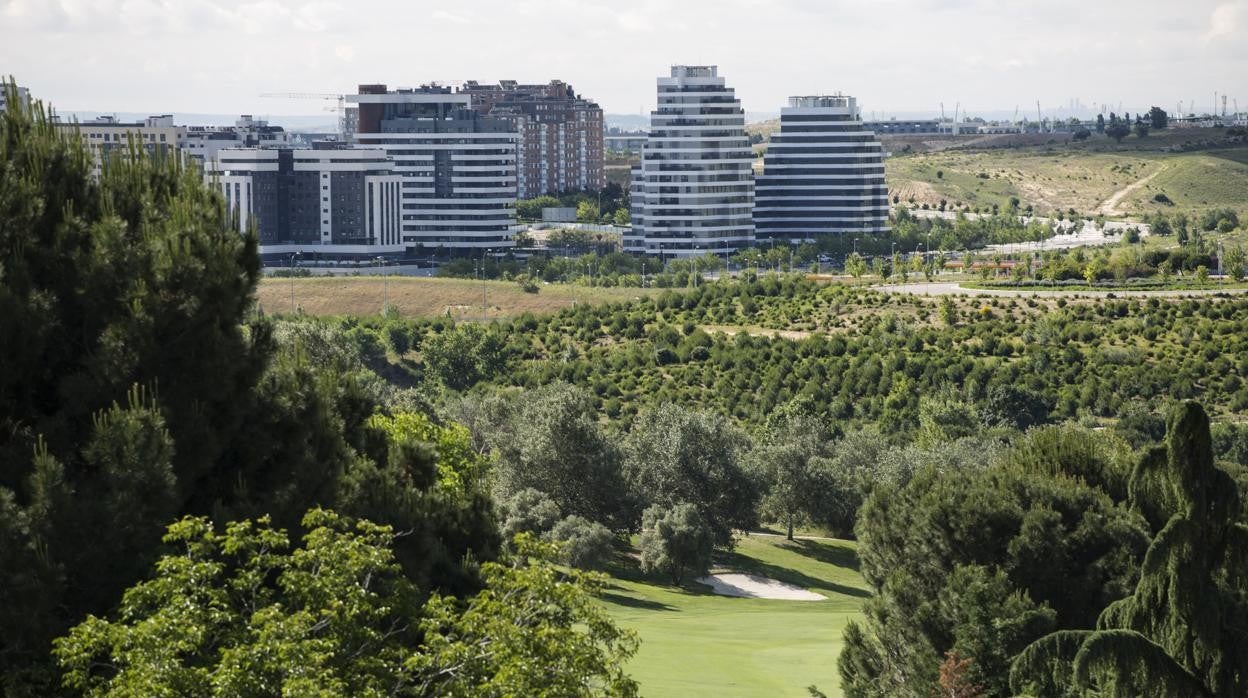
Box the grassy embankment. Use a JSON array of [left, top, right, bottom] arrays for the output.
[[256, 276, 655, 319], [603, 534, 868, 698], [885, 142, 1248, 220]]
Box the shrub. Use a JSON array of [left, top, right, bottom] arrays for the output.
[[547, 516, 616, 570], [500, 488, 561, 541], [638, 503, 713, 585]]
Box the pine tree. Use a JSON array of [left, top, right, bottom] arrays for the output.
[[1010, 401, 1248, 697]]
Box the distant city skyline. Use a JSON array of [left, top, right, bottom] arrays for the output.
[[3, 0, 1246, 119]]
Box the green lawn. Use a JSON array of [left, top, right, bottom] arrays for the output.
[[602, 535, 869, 697]]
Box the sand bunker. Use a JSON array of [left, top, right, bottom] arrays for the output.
[[696, 573, 826, 601]]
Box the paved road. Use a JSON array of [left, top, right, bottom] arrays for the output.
[[901, 209, 1149, 254], [263, 264, 438, 277], [876, 282, 1248, 298]]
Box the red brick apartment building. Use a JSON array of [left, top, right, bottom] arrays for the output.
[[461, 80, 605, 199]]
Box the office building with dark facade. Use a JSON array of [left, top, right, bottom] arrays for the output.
[[208, 142, 403, 257], [754, 95, 889, 242], [348, 84, 517, 251], [461, 80, 604, 199]]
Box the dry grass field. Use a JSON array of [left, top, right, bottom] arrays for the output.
[[256, 276, 656, 319]]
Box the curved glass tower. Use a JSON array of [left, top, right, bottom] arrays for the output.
[[754, 95, 889, 242], [626, 66, 755, 257]]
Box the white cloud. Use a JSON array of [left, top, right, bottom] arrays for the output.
[[431, 9, 467, 24], [3, 0, 1246, 117], [1204, 2, 1243, 40]]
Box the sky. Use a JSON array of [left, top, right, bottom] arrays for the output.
[[2, 0, 1246, 121]]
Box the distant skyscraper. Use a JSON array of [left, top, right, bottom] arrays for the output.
[[626, 65, 755, 257], [348, 84, 517, 252], [754, 95, 889, 242]]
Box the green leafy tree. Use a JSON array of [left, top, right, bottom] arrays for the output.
[[1195, 265, 1210, 285], [1010, 402, 1248, 697], [576, 200, 601, 223], [547, 516, 616, 571], [487, 383, 629, 528], [624, 405, 758, 546], [1223, 245, 1245, 282], [421, 323, 508, 390], [845, 252, 868, 279], [752, 411, 836, 540], [939, 296, 959, 327], [638, 503, 714, 585], [1105, 122, 1131, 143], [499, 488, 562, 541], [612, 207, 630, 226], [54, 509, 423, 697], [411, 534, 638, 697], [55, 514, 637, 698], [1148, 106, 1168, 130]]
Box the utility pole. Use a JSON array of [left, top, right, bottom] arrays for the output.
[[482, 248, 491, 323]]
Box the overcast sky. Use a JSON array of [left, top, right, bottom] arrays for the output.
[[2, 0, 1246, 119]]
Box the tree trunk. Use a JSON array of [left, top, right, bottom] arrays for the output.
[[787, 517, 794, 541]]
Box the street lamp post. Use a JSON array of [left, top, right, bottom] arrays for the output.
[[288, 251, 302, 313], [853, 238, 859, 255], [482, 248, 491, 323], [375, 256, 388, 312]]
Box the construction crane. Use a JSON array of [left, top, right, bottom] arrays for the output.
[[260, 92, 347, 136]]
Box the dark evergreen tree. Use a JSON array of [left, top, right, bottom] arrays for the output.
[[1010, 402, 1248, 697]]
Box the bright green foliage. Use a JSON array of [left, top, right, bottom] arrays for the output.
[[624, 404, 758, 546], [1011, 402, 1248, 697], [839, 458, 1150, 698], [367, 412, 483, 494], [1224, 245, 1245, 282], [639, 503, 714, 585], [409, 534, 639, 697], [54, 510, 421, 697], [54, 517, 636, 698], [421, 322, 507, 390]]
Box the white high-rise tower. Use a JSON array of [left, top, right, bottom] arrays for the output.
[[754, 95, 889, 242], [626, 66, 755, 258]]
